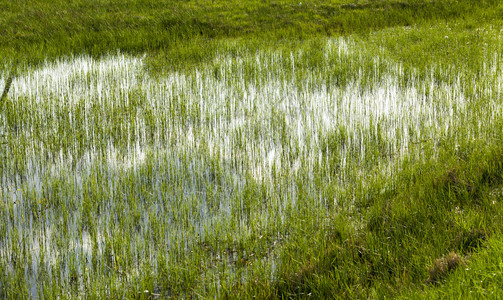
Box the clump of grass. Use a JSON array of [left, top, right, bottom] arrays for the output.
[[427, 251, 464, 284], [452, 228, 487, 253]]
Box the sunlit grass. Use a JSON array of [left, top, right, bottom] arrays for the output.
[[1, 22, 503, 298]]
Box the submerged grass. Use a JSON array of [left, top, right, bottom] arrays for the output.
[[1, 1, 503, 299]]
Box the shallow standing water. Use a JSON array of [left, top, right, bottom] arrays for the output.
[[1, 37, 502, 297]]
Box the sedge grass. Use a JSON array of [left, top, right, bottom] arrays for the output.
[[1, 11, 503, 299]]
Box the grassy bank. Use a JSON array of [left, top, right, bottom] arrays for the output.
[[248, 136, 503, 298], [1, 0, 501, 67], [1, 0, 503, 299]]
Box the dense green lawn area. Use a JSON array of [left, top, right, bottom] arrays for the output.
[[2, 0, 503, 298], [1, 0, 501, 66]]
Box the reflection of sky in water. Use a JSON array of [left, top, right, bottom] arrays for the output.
[[3, 37, 498, 296], [4, 43, 467, 183]]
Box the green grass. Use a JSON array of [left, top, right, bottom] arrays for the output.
[[248, 136, 503, 298], [1, 0, 502, 68], [405, 231, 503, 298], [2, 0, 503, 299]]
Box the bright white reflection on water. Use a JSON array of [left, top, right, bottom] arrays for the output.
[[6, 43, 467, 182]]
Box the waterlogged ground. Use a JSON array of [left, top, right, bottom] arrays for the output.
[[1, 36, 503, 297]]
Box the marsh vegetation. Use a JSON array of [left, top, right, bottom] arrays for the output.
[[1, 0, 503, 298]]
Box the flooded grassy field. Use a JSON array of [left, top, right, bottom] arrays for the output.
[[1, 24, 503, 297]]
